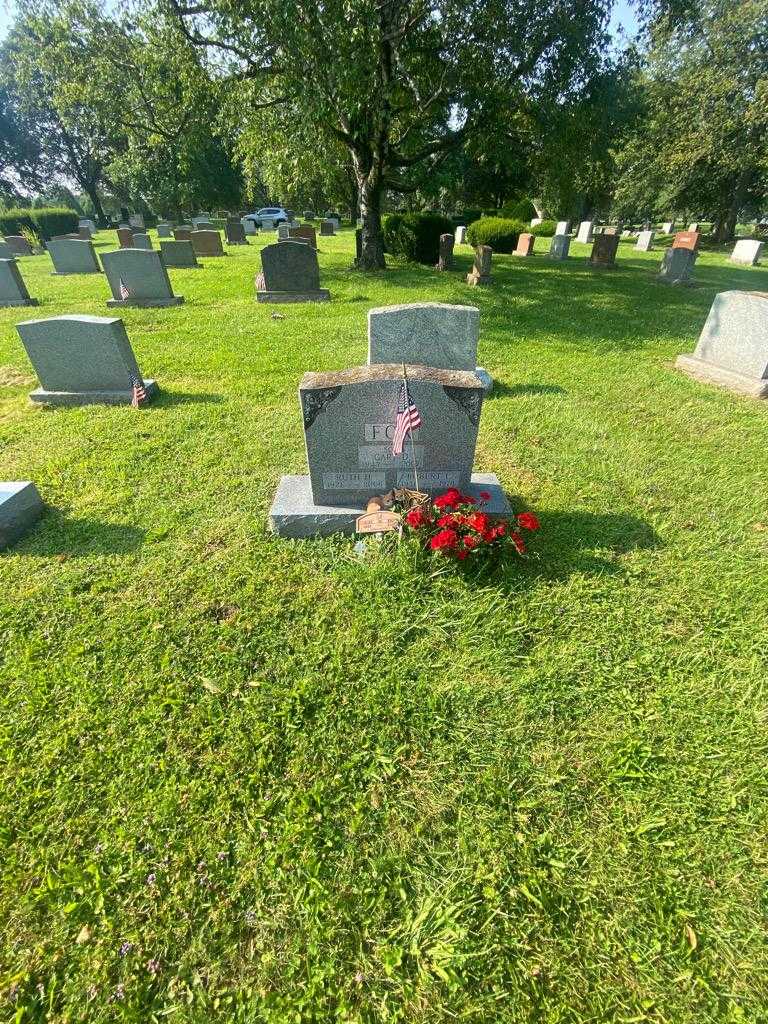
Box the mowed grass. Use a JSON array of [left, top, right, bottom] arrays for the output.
[[1, 228, 768, 1023]]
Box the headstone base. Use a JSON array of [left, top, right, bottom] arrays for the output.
[[107, 298, 184, 308], [256, 289, 331, 304], [270, 472, 511, 539], [29, 379, 160, 407], [0, 298, 39, 307], [227, 240, 249, 246], [675, 355, 768, 399], [51, 270, 103, 276], [0, 481, 44, 549]]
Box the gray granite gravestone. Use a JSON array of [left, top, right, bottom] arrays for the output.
[[117, 228, 134, 248], [320, 219, 335, 236], [101, 249, 183, 307], [436, 233, 453, 270], [242, 218, 257, 236], [193, 221, 214, 232], [549, 234, 571, 260], [157, 222, 172, 238], [0, 482, 44, 549], [730, 240, 763, 266], [657, 247, 696, 286], [289, 225, 317, 248], [576, 221, 594, 244], [303, 210, 315, 220], [466, 245, 491, 286], [159, 240, 200, 268], [269, 363, 510, 537], [225, 221, 248, 245], [635, 230, 655, 251], [0, 259, 38, 307], [133, 232, 153, 250], [455, 225, 466, 244], [555, 220, 570, 235], [190, 230, 225, 257], [255, 241, 330, 303], [173, 227, 192, 241], [5, 235, 33, 256], [676, 291, 768, 398], [588, 234, 619, 268], [128, 214, 145, 229], [261, 218, 275, 231], [16, 314, 159, 406], [47, 239, 102, 275], [0, 241, 12, 259], [79, 218, 96, 233]]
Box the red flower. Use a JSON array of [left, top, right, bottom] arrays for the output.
[[491, 523, 506, 539], [405, 507, 429, 529], [436, 514, 455, 527], [479, 490, 491, 501], [463, 534, 480, 549], [518, 512, 540, 531], [467, 511, 490, 534], [510, 531, 526, 553], [454, 548, 468, 560], [430, 528, 459, 551]]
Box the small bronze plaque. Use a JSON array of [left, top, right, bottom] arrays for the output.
[[355, 510, 401, 534]]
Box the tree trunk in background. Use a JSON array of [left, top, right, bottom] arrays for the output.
[[85, 185, 107, 227], [357, 174, 386, 270], [714, 169, 753, 243]]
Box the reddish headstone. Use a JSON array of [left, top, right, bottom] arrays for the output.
[[588, 234, 619, 268], [117, 228, 134, 248], [514, 233, 535, 256], [672, 231, 700, 251]]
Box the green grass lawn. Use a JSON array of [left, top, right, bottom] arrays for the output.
[[2, 229, 768, 1023]]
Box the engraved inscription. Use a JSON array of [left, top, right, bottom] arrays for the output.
[[322, 471, 386, 491], [364, 422, 422, 442], [398, 471, 461, 489], [359, 445, 424, 469]]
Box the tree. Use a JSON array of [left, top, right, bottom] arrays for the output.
[[169, 0, 614, 268], [613, 0, 768, 239]]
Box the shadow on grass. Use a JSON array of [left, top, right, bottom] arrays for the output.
[[8, 511, 145, 557], [488, 382, 567, 399], [154, 390, 224, 406]]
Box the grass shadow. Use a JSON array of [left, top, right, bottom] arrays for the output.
[[7, 511, 146, 557], [154, 390, 224, 406], [488, 382, 567, 399]]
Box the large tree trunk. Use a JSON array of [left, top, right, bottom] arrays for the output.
[[357, 173, 386, 270], [85, 185, 108, 227], [714, 168, 753, 243]]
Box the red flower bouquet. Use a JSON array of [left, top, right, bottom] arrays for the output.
[[401, 487, 540, 563]]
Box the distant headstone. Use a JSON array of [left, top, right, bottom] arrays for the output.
[[16, 314, 159, 406], [0, 259, 38, 307], [320, 219, 335, 236], [289, 225, 317, 248], [530, 217, 543, 227], [191, 216, 210, 227], [730, 240, 763, 266], [676, 290, 768, 398], [436, 233, 454, 270], [0, 482, 44, 549], [5, 235, 33, 256], [555, 220, 570, 235], [368, 303, 478, 371], [47, 239, 102, 275], [192, 221, 214, 231], [455, 226, 466, 244], [101, 248, 184, 307], [190, 230, 226, 257], [255, 240, 330, 303], [657, 247, 696, 286], [576, 221, 594, 244], [635, 230, 655, 251], [133, 232, 153, 250], [688, 222, 699, 232], [159, 240, 200, 268], [173, 227, 192, 241], [225, 221, 248, 245], [303, 211, 315, 220], [0, 241, 12, 259], [514, 233, 535, 256], [662, 221, 674, 234], [157, 222, 173, 238], [277, 223, 291, 240], [78, 226, 93, 241], [78, 218, 96, 233], [242, 218, 257, 236], [466, 245, 491, 286], [549, 234, 571, 260], [117, 228, 134, 248], [673, 231, 700, 251], [262, 218, 275, 231], [588, 234, 619, 268], [128, 214, 145, 229]]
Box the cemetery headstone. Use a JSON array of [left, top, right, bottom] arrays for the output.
[[549, 234, 571, 260], [455, 225, 467, 244], [303, 211, 316, 220], [255, 240, 330, 303], [730, 240, 763, 266], [555, 220, 570, 235], [0, 241, 12, 259], [159, 240, 200, 269], [688, 222, 699, 232], [320, 219, 335, 236], [530, 217, 543, 227], [117, 228, 135, 248], [576, 221, 594, 244], [128, 214, 145, 229], [5, 235, 33, 256], [78, 226, 93, 240], [676, 290, 768, 398], [157, 222, 173, 238], [133, 233, 153, 250], [78, 218, 96, 233], [588, 234, 619, 268], [0, 482, 44, 549], [269, 363, 510, 537], [242, 218, 257, 236], [173, 227, 192, 241], [436, 233, 454, 270], [262, 218, 275, 231], [662, 221, 674, 234], [0, 259, 38, 307], [635, 230, 655, 251], [47, 239, 102, 275], [192, 221, 214, 231], [289, 225, 317, 248], [225, 221, 248, 245], [657, 247, 696, 286], [101, 248, 184, 307], [16, 314, 159, 406], [514, 233, 535, 256], [190, 230, 226, 257], [277, 223, 291, 240], [466, 245, 492, 286], [673, 230, 700, 251]]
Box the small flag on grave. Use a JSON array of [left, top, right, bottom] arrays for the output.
[[130, 373, 148, 408]]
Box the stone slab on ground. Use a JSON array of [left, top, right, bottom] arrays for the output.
[[0, 481, 44, 549], [270, 473, 511, 538]]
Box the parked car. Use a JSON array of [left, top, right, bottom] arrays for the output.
[[244, 207, 289, 227]]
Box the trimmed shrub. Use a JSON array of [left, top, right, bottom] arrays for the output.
[[465, 217, 528, 253], [0, 207, 78, 240], [383, 211, 453, 264], [500, 198, 537, 222], [530, 219, 557, 238]]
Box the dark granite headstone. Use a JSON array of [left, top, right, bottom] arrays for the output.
[[133, 233, 153, 250], [657, 247, 696, 286], [101, 248, 183, 307], [436, 233, 454, 270], [225, 221, 248, 245], [320, 219, 335, 236], [255, 241, 330, 303], [5, 235, 33, 256], [16, 314, 159, 406], [0, 259, 38, 306], [117, 228, 134, 248], [190, 230, 225, 256], [289, 225, 317, 248], [355, 229, 362, 264], [157, 222, 173, 238], [0, 482, 44, 549], [0, 241, 12, 259], [173, 227, 192, 241], [160, 240, 200, 268], [588, 234, 619, 268], [47, 239, 102, 275], [549, 235, 571, 260]]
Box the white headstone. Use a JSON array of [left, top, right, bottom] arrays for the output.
[[576, 221, 594, 244], [688, 222, 699, 232], [530, 217, 543, 227], [555, 220, 570, 235], [730, 240, 763, 266], [455, 226, 467, 245], [662, 221, 674, 234], [635, 230, 655, 252]]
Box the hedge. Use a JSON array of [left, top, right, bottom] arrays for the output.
[[465, 217, 528, 253], [530, 219, 557, 237], [0, 207, 79, 241], [383, 211, 453, 265]]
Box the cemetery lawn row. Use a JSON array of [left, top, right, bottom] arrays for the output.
[[1, 229, 768, 1022]]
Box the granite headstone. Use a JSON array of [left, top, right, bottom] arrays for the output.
[[436, 233, 453, 270], [588, 234, 619, 268], [673, 231, 700, 251], [225, 221, 248, 245], [157, 222, 173, 238], [48, 239, 102, 275], [5, 235, 33, 256], [455, 226, 467, 244], [466, 245, 491, 286], [0, 482, 44, 549], [576, 221, 594, 244], [190, 230, 226, 256], [255, 241, 329, 303], [117, 228, 134, 248], [549, 234, 571, 260], [133, 232, 153, 250], [320, 219, 335, 236], [635, 230, 655, 251], [657, 247, 696, 286], [159, 240, 200, 268], [514, 233, 535, 256], [173, 227, 192, 241], [662, 221, 674, 234], [101, 248, 183, 307], [0, 259, 38, 307], [555, 220, 570, 235], [730, 240, 763, 266]]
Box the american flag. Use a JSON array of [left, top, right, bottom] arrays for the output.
[[130, 373, 148, 408], [119, 277, 132, 300], [392, 380, 422, 457]]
